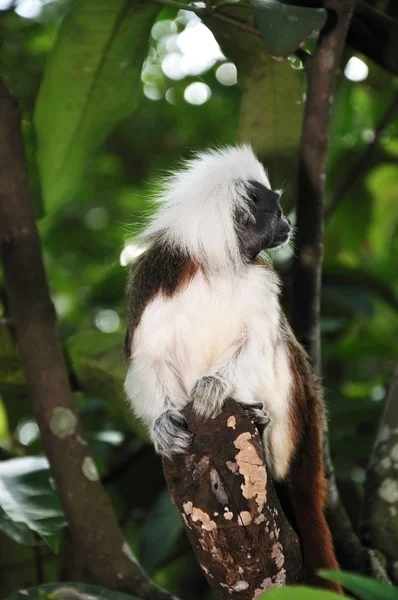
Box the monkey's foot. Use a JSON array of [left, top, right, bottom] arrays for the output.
[[152, 409, 194, 459], [239, 402, 271, 434], [191, 375, 231, 419]]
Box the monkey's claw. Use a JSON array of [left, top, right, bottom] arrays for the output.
[[191, 375, 231, 419], [152, 409, 194, 459], [239, 402, 271, 433]]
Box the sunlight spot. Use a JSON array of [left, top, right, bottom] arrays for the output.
[[17, 421, 39, 446], [371, 385, 385, 402], [362, 128, 375, 144], [344, 57, 368, 82], [95, 309, 120, 333], [166, 87, 178, 105], [15, 0, 42, 19], [151, 19, 177, 41], [184, 82, 211, 105], [0, 0, 13, 9], [161, 52, 185, 80], [143, 84, 163, 100], [216, 62, 237, 86], [85, 207, 109, 231], [177, 22, 224, 76]]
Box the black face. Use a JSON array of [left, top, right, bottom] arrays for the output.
[[236, 180, 292, 260]]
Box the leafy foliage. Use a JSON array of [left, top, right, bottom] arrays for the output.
[[34, 0, 159, 211], [260, 587, 342, 599], [0, 457, 65, 551], [0, 0, 397, 597], [250, 0, 327, 57], [319, 571, 398, 600]]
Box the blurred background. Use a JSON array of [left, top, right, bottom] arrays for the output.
[[0, 0, 397, 597]]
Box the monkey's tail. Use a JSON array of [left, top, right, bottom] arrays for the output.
[[287, 435, 343, 594]]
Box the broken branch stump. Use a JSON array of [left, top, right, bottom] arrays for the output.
[[162, 399, 303, 599]]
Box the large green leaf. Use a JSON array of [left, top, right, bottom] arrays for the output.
[[139, 488, 183, 573], [6, 582, 140, 600], [250, 0, 327, 58], [319, 571, 398, 600], [261, 587, 343, 599], [0, 456, 66, 550], [34, 0, 159, 211], [206, 7, 304, 211]]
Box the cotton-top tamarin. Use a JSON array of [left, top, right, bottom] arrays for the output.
[[124, 145, 342, 593]]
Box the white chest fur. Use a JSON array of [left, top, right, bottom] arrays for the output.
[[125, 263, 294, 479], [126, 265, 291, 417]]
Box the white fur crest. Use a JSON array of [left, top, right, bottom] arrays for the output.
[[140, 144, 271, 270]]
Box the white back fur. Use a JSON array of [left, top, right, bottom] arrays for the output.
[[125, 144, 294, 479], [140, 144, 270, 271]]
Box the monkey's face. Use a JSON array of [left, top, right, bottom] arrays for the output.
[[236, 181, 292, 260]]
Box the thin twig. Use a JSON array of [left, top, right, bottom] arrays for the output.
[[325, 92, 398, 219]]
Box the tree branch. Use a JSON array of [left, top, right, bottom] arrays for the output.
[[360, 367, 398, 584], [0, 76, 175, 600], [291, 0, 356, 371], [163, 399, 303, 599], [325, 92, 398, 220], [290, 0, 389, 583]]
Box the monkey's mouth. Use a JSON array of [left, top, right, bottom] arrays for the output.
[[267, 231, 291, 249], [267, 217, 292, 249]]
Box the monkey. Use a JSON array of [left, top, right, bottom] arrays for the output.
[[123, 145, 342, 593]]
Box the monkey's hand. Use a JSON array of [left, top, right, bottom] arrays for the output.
[[191, 375, 232, 419], [152, 409, 194, 459]]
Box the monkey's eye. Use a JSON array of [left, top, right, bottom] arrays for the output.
[[240, 213, 251, 226], [277, 207, 282, 218]]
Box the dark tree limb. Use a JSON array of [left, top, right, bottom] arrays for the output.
[[360, 367, 398, 585], [290, 0, 390, 583], [163, 399, 303, 600], [0, 77, 175, 600], [291, 0, 356, 372], [325, 92, 398, 220]]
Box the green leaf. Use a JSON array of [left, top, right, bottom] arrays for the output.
[[0, 509, 35, 546], [6, 582, 140, 600], [34, 0, 159, 211], [139, 488, 183, 573], [206, 7, 304, 212], [0, 456, 66, 549], [250, 0, 327, 58], [260, 586, 343, 599], [319, 571, 398, 600]]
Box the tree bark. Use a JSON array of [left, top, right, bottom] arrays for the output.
[[0, 76, 174, 600], [163, 399, 303, 600], [360, 368, 398, 584], [291, 0, 356, 372]]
